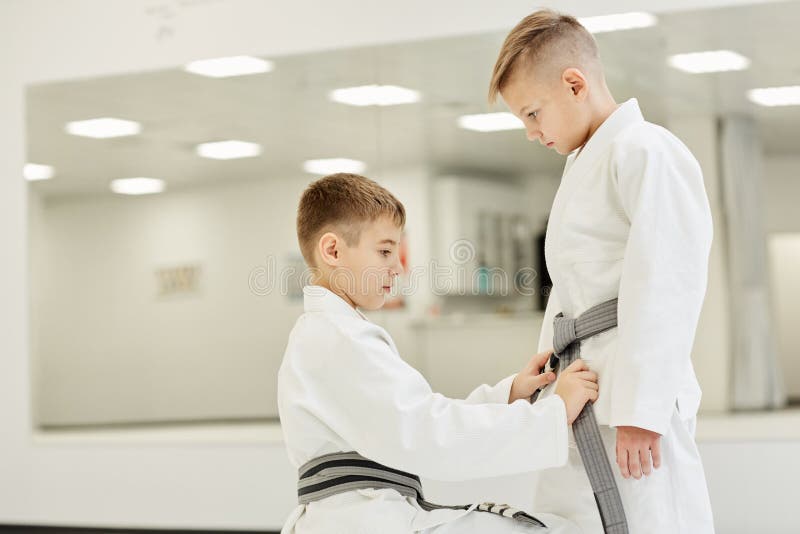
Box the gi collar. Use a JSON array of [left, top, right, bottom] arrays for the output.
[[545, 98, 646, 287], [303, 285, 368, 320], [568, 98, 644, 168]]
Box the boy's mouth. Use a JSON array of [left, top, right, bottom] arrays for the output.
[[546, 141, 555, 148]]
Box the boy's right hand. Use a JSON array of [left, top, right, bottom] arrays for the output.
[[554, 359, 599, 424]]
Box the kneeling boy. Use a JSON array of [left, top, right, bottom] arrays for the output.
[[278, 173, 598, 533]]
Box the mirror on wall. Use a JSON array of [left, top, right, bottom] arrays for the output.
[[26, 1, 800, 428]]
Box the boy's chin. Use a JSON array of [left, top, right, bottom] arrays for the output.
[[357, 294, 387, 311]]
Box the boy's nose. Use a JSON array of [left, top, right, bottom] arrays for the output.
[[526, 128, 541, 142]]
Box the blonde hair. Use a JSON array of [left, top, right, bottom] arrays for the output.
[[296, 173, 406, 266], [488, 9, 599, 104]]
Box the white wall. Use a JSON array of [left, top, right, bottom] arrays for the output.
[[2, 0, 798, 531]]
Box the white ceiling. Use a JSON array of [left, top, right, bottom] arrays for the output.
[[26, 0, 800, 198]]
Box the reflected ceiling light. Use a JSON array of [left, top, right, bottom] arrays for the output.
[[457, 112, 525, 132], [329, 85, 421, 106], [24, 163, 55, 181], [195, 140, 262, 160], [184, 55, 274, 78], [747, 86, 800, 107], [303, 158, 366, 175], [668, 50, 750, 73], [110, 177, 165, 195], [65, 117, 141, 138], [578, 12, 657, 33]]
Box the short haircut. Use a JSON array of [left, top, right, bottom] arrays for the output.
[[488, 9, 600, 104], [296, 173, 406, 267]]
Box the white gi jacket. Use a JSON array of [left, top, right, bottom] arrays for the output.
[[278, 285, 574, 533], [532, 98, 715, 533]]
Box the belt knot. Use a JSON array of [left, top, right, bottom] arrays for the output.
[[553, 313, 578, 354]]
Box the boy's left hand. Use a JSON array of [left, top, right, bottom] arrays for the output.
[[615, 426, 662, 479], [508, 350, 557, 403]]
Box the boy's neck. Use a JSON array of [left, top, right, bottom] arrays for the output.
[[312, 277, 358, 309], [579, 92, 620, 155]]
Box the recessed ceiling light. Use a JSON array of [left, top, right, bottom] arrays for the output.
[[747, 86, 800, 107], [302, 158, 367, 175], [329, 85, 421, 106], [184, 56, 274, 78], [578, 12, 657, 33], [457, 112, 525, 132], [24, 163, 55, 181], [668, 50, 750, 74], [65, 117, 141, 138], [195, 140, 262, 160], [110, 177, 165, 195]]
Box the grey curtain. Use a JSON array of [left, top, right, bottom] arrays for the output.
[[720, 115, 786, 409]]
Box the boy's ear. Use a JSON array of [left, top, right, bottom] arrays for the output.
[[562, 67, 587, 100], [318, 232, 341, 267]]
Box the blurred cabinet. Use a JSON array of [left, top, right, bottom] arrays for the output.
[[432, 176, 535, 296]]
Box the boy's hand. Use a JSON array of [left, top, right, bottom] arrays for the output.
[[553, 359, 599, 423], [508, 350, 557, 403], [615, 426, 662, 479]]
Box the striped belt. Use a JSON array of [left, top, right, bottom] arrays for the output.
[[532, 297, 629, 534], [298, 451, 547, 527]]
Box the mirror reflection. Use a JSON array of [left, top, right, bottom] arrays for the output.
[[27, 1, 800, 429]]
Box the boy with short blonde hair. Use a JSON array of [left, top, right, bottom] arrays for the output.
[[279, 172, 599, 533], [489, 9, 715, 534]]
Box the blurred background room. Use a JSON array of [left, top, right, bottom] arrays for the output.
[[2, 0, 799, 533]]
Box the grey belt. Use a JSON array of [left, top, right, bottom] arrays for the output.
[[297, 451, 548, 528], [531, 297, 629, 534]]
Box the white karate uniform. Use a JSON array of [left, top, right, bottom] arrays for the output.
[[278, 285, 580, 534], [531, 98, 716, 533]]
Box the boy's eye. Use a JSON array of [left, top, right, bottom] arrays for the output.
[[380, 250, 392, 257], [528, 110, 538, 119]]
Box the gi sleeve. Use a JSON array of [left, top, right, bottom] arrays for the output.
[[305, 320, 569, 481], [462, 374, 516, 404], [609, 134, 713, 435]]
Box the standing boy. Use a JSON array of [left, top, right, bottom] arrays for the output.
[[488, 10, 715, 534]]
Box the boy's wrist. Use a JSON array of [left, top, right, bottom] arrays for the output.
[[508, 373, 526, 403], [508, 374, 520, 403]]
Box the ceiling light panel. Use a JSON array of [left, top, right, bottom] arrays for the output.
[[110, 177, 165, 195], [747, 86, 800, 107], [65, 118, 141, 138], [303, 158, 367, 175], [578, 12, 657, 33], [195, 140, 262, 160], [184, 55, 274, 78], [668, 50, 750, 73], [24, 163, 55, 181], [329, 85, 421, 106], [457, 112, 525, 132]]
